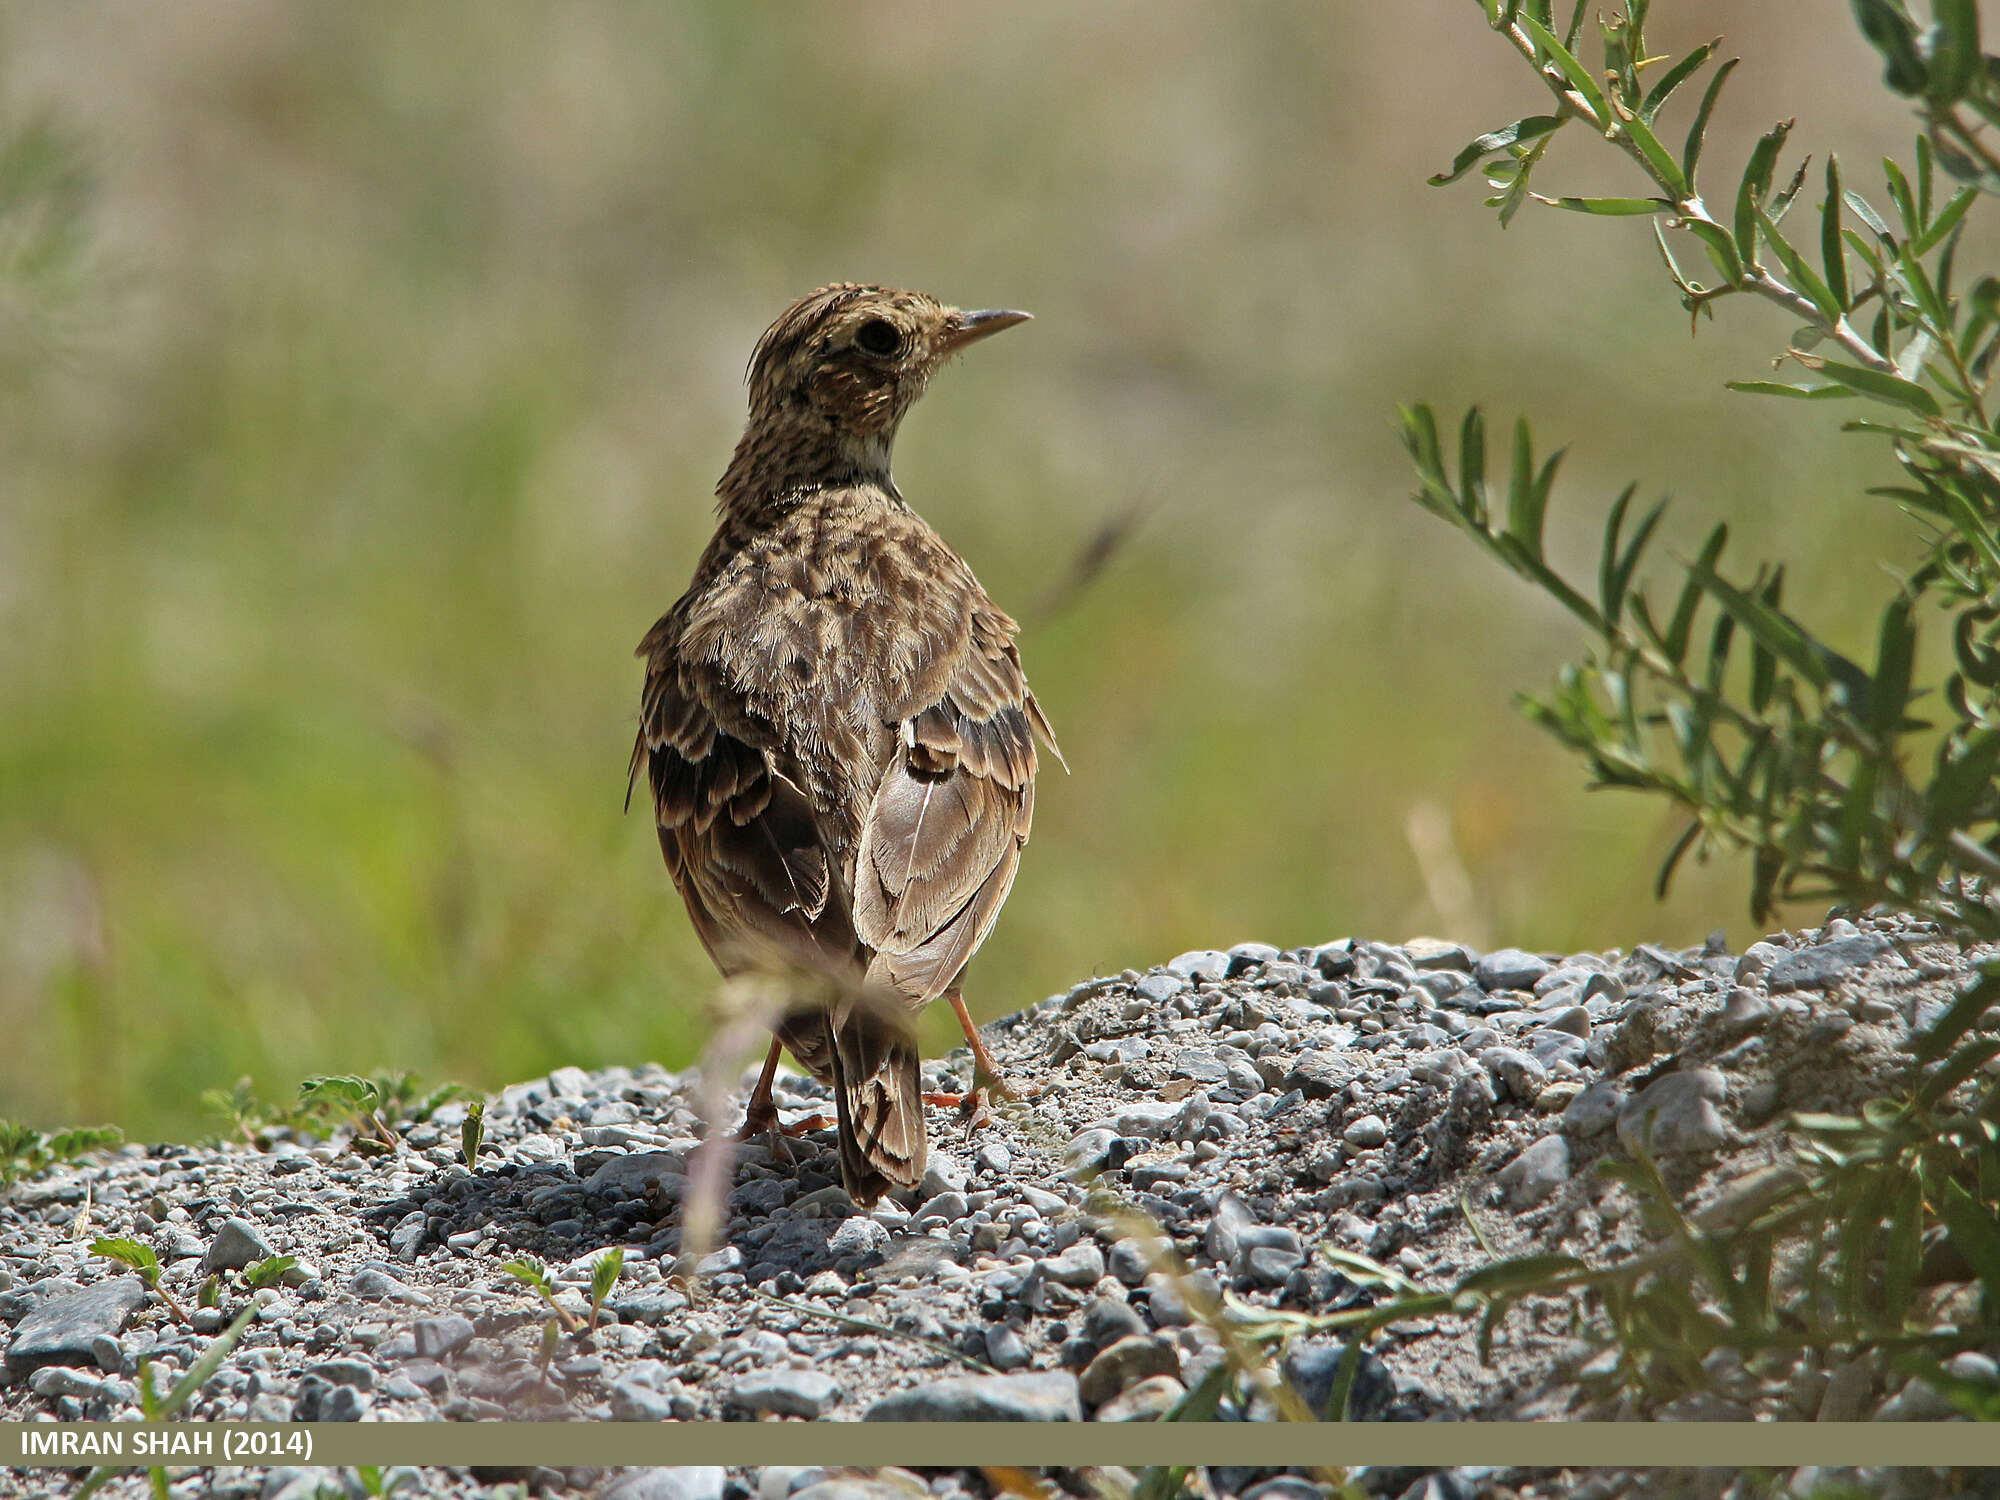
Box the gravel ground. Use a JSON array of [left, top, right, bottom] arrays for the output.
[[5, 913, 1999, 1500]]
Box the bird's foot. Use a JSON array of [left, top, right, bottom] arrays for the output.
[[923, 1071, 1041, 1134], [733, 1105, 835, 1163]]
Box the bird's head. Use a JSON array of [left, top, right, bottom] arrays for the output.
[[739, 283, 1030, 481]]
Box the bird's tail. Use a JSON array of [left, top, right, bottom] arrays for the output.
[[825, 1004, 926, 1206]]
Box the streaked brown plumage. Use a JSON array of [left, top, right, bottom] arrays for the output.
[[631, 283, 1059, 1203]]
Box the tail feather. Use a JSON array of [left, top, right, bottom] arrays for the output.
[[826, 1008, 925, 1205]]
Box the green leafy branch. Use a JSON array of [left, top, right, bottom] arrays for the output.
[[0, 1119, 121, 1191]]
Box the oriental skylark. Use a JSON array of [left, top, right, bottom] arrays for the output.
[[631, 284, 1058, 1203]]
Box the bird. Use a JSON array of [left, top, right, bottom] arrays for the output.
[[630, 283, 1060, 1205]]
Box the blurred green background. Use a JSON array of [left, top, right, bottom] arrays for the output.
[[0, 3, 1939, 1138]]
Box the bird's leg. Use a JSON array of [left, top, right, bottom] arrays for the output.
[[734, 1039, 833, 1158], [920, 989, 1043, 1132]]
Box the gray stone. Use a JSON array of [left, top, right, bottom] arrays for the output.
[[202, 1217, 275, 1272], [1040, 1241, 1106, 1287], [1171, 1049, 1229, 1084], [1166, 950, 1231, 983], [583, 1151, 688, 1199], [411, 1314, 475, 1359], [1135, 972, 1187, 1004], [1107, 1239, 1151, 1286], [827, 1216, 889, 1260], [1497, 1134, 1571, 1208], [5, 1277, 145, 1374], [1093, 1373, 1185, 1421], [1766, 934, 1890, 992], [1205, 1192, 1256, 1263], [1476, 948, 1552, 992], [1563, 1081, 1625, 1139], [1242, 1244, 1305, 1287], [1064, 1129, 1116, 1175], [1716, 987, 1775, 1039], [1481, 1046, 1547, 1104], [601, 1469, 726, 1500], [347, 1267, 430, 1304], [865, 1370, 1081, 1421], [984, 1324, 1031, 1370], [28, 1366, 131, 1405], [730, 1367, 842, 1419], [1283, 1338, 1395, 1420], [1404, 938, 1476, 972], [610, 1374, 681, 1422], [1228, 942, 1282, 971], [1078, 1334, 1182, 1406], [1243, 1483, 1328, 1500], [919, 1155, 968, 1199], [609, 1288, 690, 1324], [305, 1359, 376, 1390], [1342, 1113, 1388, 1149], [973, 1139, 1012, 1176], [1619, 1068, 1730, 1154], [1874, 1376, 1961, 1421]]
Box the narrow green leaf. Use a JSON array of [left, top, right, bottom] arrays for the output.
[[1507, 416, 1543, 560], [1165, 1362, 1231, 1422], [1812, 357, 1942, 415], [1688, 556, 1869, 693], [1916, 967, 2000, 1065], [1736, 120, 1794, 259], [1664, 523, 1727, 665], [1533, 194, 1675, 216], [1852, 0, 1929, 95], [1430, 115, 1564, 185], [1325, 1335, 1367, 1422], [1868, 593, 1917, 738], [1822, 157, 1850, 310], [1682, 55, 1739, 185], [1642, 38, 1719, 123], [158, 1302, 260, 1418], [1884, 156, 1918, 237], [1624, 115, 1690, 198], [1456, 1253, 1589, 1293], [1520, 14, 1609, 124], [1679, 218, 1744, 286], [1916, 1035, 2000, 1110], [1724, 380, 1854, 400], [1929, 731, 2000, 838], [1912, 185, 1978, 257], [1939, 1176, 2000, 1290], [1656, 818, 1703, 898], [1843, 189, 1896, 245], [1459, 406, 1490, 526], [1918, 131, 1935, 227], [1756, 205, 1843, 322]]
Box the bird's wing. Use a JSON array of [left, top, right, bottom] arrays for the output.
[[852, 599, 1060, 1000], [632, 607, 855, 983]]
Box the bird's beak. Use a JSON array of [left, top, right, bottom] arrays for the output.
[[941, 308, 1032, 353]]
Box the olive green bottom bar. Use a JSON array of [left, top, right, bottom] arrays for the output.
[[6, 1422, 2000, 1469]]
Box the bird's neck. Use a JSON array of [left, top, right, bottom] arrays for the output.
[[715, 413, 898, 524]]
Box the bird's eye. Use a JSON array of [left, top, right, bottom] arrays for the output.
[[854, 319, 902, 357]]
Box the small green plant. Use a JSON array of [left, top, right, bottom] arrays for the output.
[[243, 1253, 298, 1292], [461, 1098, 485, 1170], [90, 1236, 189, 1325], [587, 1245, 624, 1332], [0, 1119, 121, 1190], [1401, 0, 2000, 1414], [502, 1255, 582, 1334]]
